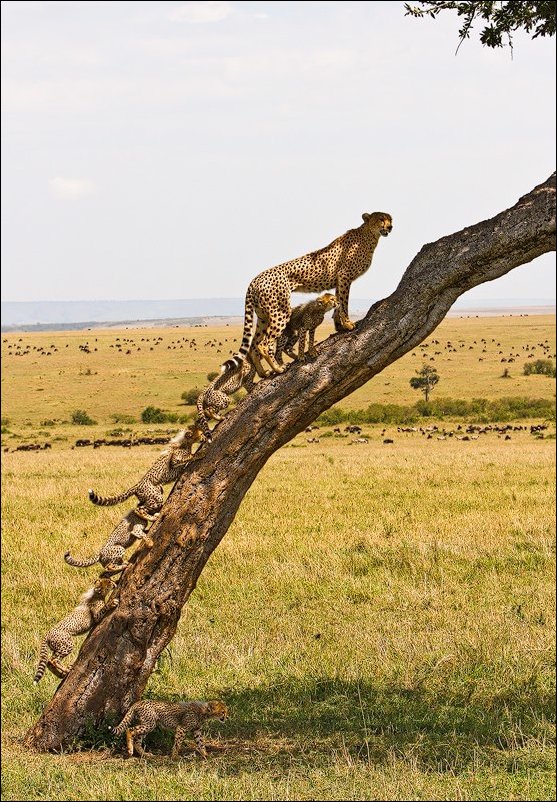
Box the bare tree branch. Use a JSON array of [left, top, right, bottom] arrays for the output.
[[25, 172, 556, 752]]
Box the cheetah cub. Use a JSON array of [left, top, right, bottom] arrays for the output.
[[88, 426, 205, 520], [275, 292, 338, 365], [33, 578, 117, 684], [64, 509, 154, 575], [111, 699, 228, 759], [196, 360, 252, 441]]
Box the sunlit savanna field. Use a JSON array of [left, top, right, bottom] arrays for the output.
[[1, 313, 556, 801]]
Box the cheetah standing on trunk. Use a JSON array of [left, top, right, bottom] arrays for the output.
[[221, 211, 392, 378], [33, 578, 118, 683], [111, 699, 228, 759], [275, 292, 338, 365]]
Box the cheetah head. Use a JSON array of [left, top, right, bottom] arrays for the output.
[[362, 212, 393, 236], [207, 700, 229, 722], [94, 577, 117, 597], [176, 423, 206, 448], [189, 423, 206, 442], [318, 293, 338, 311]]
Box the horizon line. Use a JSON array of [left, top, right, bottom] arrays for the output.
[[3, 296, 556, 305]]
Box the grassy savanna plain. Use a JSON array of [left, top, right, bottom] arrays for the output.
[[1, 314, 556, 801]]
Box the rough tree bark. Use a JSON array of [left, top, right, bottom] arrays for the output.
[[25, 173, 556, 751]]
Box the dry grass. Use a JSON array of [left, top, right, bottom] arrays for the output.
[[1, 316, 555, 800]]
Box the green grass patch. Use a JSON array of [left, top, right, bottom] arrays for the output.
[[318, 396, 556, 426]]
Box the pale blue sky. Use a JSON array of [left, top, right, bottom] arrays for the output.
[[1, 1, 555, 304]]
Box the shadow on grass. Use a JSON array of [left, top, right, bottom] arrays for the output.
[[127, 673, 554, 775]]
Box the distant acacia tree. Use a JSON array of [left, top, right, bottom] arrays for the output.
[[404, 1, 556, 50], [410, 365, 440, 401]]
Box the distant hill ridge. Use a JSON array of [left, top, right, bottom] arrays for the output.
[[1, 298, 246, 327], [1, 297, 554, 332]]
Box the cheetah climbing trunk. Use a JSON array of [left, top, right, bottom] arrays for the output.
[[24, 172, 555, 752], [23, 464, 260, 753]]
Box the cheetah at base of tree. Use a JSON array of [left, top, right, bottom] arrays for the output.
[[64, 509, 154, 575], [221, 211, 392, 378], [33, 578, 117, 683], [275, 292, 338, 365], [111, 699, 228, 759], [88, 425, 205, 520], [196, 360, 252, 441]]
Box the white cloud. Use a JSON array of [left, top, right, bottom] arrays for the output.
[[0, 41, 101, 67], [167, 2, 232, 24], [50, 177, 94, 200]]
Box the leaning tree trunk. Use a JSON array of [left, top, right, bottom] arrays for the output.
[[25, 173, 556, 751]]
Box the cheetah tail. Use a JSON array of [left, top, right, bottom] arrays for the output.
[[88, 487, 135, 507], [220, 288, 256, 374], [110, 706, 135, 736], [64, 550, 100, 568], [195, 396, 213, 443], [33, 641, 50, 685]]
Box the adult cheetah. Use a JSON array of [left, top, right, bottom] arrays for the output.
[[221, 211, 392, 378]]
